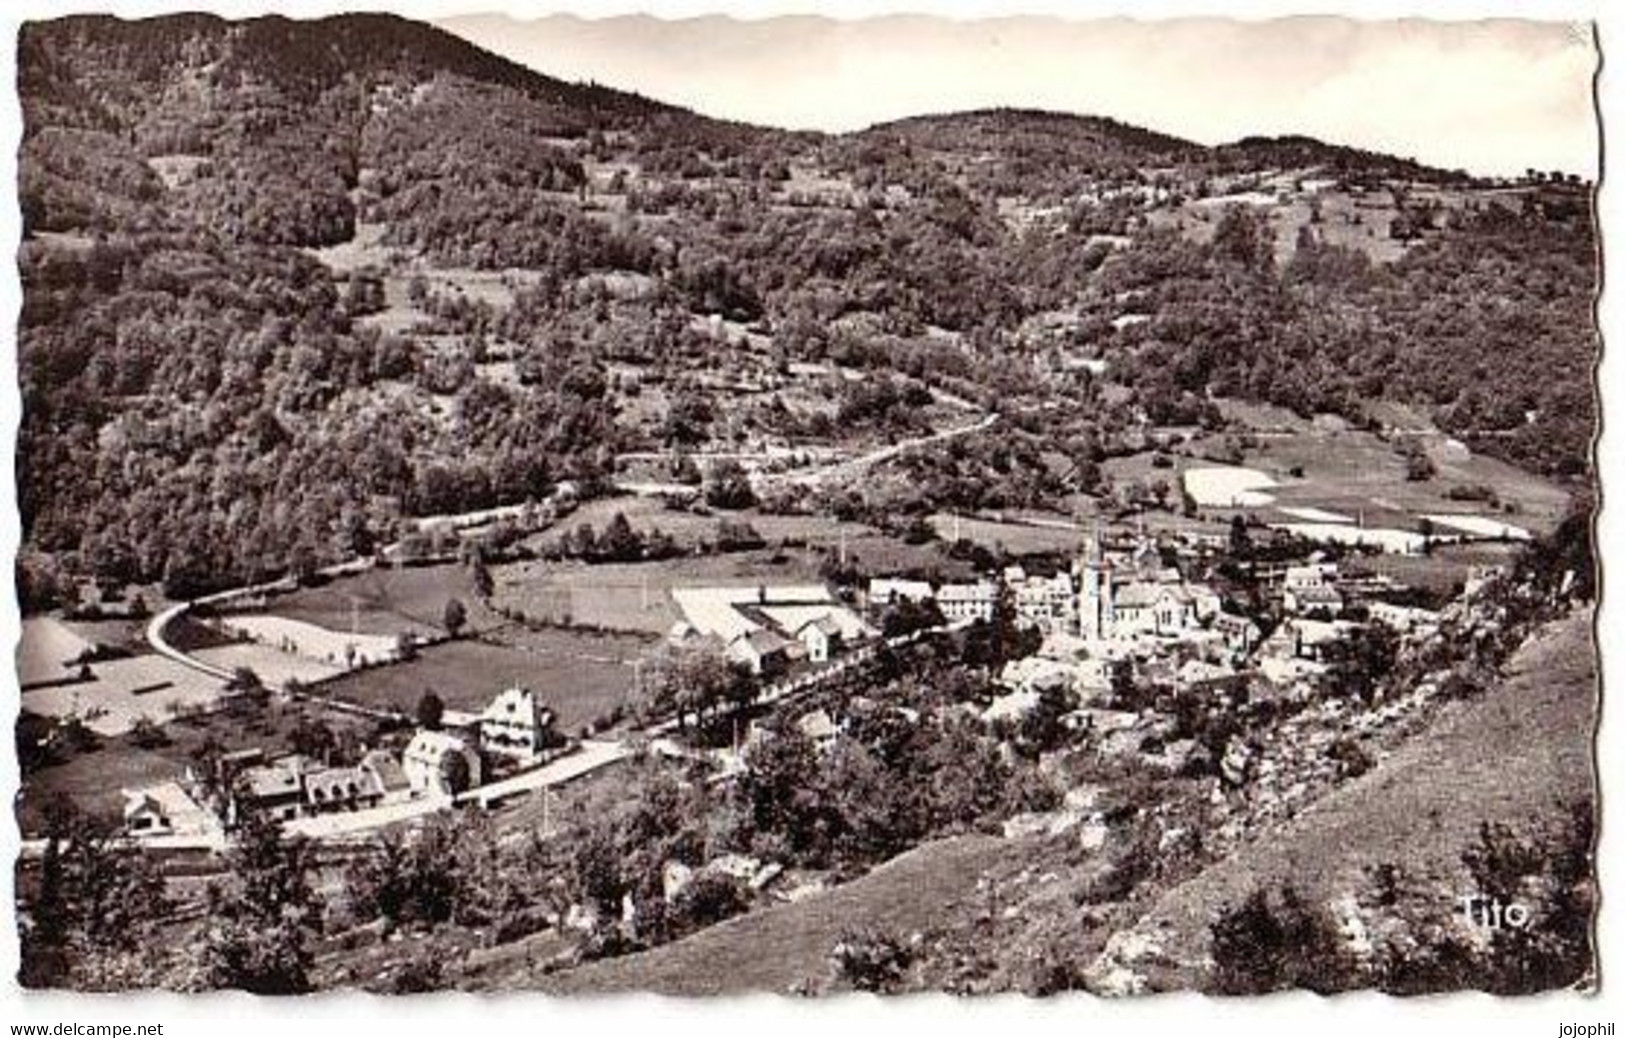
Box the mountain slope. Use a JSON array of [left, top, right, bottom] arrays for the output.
[[1091, 608, 1596, 991], [13, 13, 1597, 604]]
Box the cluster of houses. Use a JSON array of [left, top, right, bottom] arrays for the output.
[[872, 531, 1246, 647], [127, 686, 562, 835], [669, 584, 873, 678], [869, 528, 1448, 717]]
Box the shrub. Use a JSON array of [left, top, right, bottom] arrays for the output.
[[830, 927, 915, 993], [1207, 885, 1357, 994]]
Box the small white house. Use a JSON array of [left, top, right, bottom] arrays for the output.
[[795, 616, 844, 664], [402, 730, 483, 795], [122, 791, 171, 836], [727, 629, 792, 676]]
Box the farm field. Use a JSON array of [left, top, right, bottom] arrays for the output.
[[548, 494, 926, 560], [493, 554, 812, 635], [495, 527, 940, 636], [929, 512, 1088, 556], [18, 617, 95, 688], [1346, 542, 1522, 596], [1105, 410, 1570, 547], [22, 652, 229, 736], [267, 563, 496, 638], [190, 643, 346, 688], [214, 615, 401, 667], [316, 635, 643, 735]]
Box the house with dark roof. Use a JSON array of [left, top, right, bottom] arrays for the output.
[[360, 748, 413, 804], [303, 765, 384, 814], [727, 629, 792, 677], [232, 757, 311, 824], [122, 791, 171, 836]]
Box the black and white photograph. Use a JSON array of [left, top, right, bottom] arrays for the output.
[[6, 0, 1604, 1006]]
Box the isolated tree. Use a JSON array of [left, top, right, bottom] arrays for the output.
[[442, 597, 468, 638], [602, 511, 644, 561], [416, 691, 445, 731], [288, 716, 336, 761], [704, 458, 756, 510], [439, 749, 473, 796], [471, 555, 494, 600]]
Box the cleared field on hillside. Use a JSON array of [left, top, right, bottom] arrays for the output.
[[929, 513, 1087, 556], [526, 835, 1015, 995], [546, 495, 925, 559], [268, 564, 494, 638], [496, 528, 938, 636], [1348, 542, 1523, 596], [493, 553, 820, 635], [1111, 414, 1568, 541], [317, 635, 642, 733], [23, 653, 229, 736]]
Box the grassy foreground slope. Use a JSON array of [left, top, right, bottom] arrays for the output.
[[1108, 607, 1597, 988], [519, 835, 1013, 995]]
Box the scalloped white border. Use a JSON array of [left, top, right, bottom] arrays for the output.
[[0, 1, 1613, 1034]]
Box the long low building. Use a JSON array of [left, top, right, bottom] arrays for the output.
[[671, 583, 873, 650]]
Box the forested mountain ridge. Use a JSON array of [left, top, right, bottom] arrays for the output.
[[15, 13, 1597, 605]]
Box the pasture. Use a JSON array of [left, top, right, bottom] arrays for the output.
[[492, 554, 819, 636], [929, 513, 1088, 556], [267, 563, 495, 638], [501, 511, 944, 635], [316, 633, 645, 736], [21, 652, 229, 736], [1110, 408, 1570, 547]]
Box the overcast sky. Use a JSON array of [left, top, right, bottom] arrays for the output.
[[437, 13, 1597, 178]]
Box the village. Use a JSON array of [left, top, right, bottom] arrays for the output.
[[89, 498, 1486, 870]]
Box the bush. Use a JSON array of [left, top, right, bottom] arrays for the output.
[[1207, 885, 1357, 994], [671, 872, 749, 931], [830, 927, 915, 993]]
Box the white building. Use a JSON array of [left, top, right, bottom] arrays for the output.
[[868, 578, 934, 606], [478, 686, 556, 760], [403, 730, 483, 795], [795, 616, 844, 664], [1284, 584, 1346, 616], [937, 581, 999, 623], [1113, 582, 1203, 638], [1284, 563, 1338, 590], [1013, 572, 1076, 627], [1366, 601, 1441, 633]]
